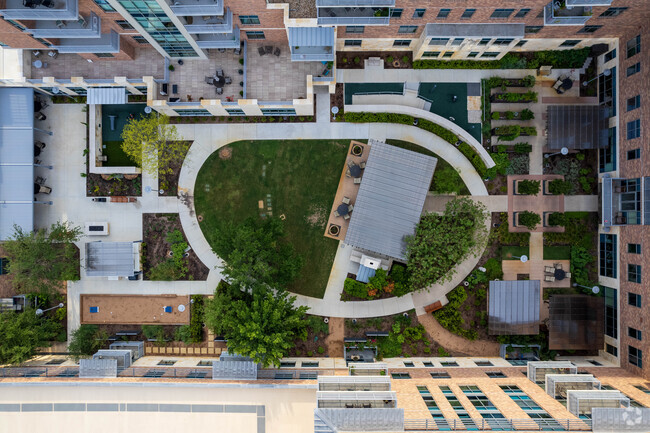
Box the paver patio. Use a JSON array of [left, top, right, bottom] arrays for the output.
[[507, 174, 564, 233]]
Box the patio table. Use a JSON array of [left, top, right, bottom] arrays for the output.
[[212, 75, 225, 87], [349, 164, 361, 178], [554, 269, 566, 281], [337, 203, 349, 216]]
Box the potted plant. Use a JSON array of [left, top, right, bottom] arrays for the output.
[[352, 144, 363, 156], [516, 179, 541, 195]]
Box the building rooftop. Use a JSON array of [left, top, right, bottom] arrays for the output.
[[488, 280, 541, 335], [547, 105, 610, 150]]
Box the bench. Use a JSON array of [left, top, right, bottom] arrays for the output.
[[365, 331, 389, 338], [344, 337, 367, 343], [424, 301, 443, 314]]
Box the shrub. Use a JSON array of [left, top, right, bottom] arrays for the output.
[[390, 264, 413, 297], [491, 112, 500, 120], [493, 91, 538, 103], [521, 127, 537, 136], [495, 124, 521, 141], [402, 56, 409, 64], [343, 112, 459, 144], [506, 154, 529, 175], [354, 57, 360, 64], [343, 278, 372, 300], [386, 56, 394, 63], [175, 325, 193, 344], [576, 153, 585, 161], [484, 258, 503, 280], [579, 176, 593, 194], [142, 325, 165, 341], [517, 179, 541, 195], [413, 49, 589, 70], [497, 213, 530, 246], [505, 111, 515, 120], [548, 179, 572, 195], [520, 109, 534, 120], [317, 346, 325, 354], [68, 325, 108, 360], [548, 212, 566, 227], [437, 347, 450, 357], [433, 287, 477, 340], [522, 75, 536, 87], [571, 246, 594, 287], [517, 211, 541, 230], [189, 295, 204, 343], [514, 143, 532, 153], [458, 142, 487, 178]]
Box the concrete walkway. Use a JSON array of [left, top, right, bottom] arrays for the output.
[[564, 195, 599, 212], [417, 313, 501, 357]]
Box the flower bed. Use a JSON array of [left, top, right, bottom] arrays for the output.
[[169, 115, 314, 124], [491, 91, 538, 103], [414, 48, 590, 70], [486, 75, 536, 89], [491, 109, 534, 121], [337, 51, 413, 69], [493, 125, 537, 141]]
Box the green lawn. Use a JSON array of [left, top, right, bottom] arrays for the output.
[[501, 246, 530, 260], [543, 246, 571, 261], [194, 140, 350, 299], [102, 140, 138, 167]]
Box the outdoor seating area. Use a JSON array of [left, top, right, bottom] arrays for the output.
[[544, 263, 571, 283], [503, 259, 571, 289], [508, 174, 565, 233], [257, 45, 281, 57], [204, 68, 234, 95]]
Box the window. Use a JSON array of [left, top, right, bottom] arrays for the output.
[[600, 7, 628, 17], [628, 243, 641, 254], [461, 9, 475, 19], [634, 385, 650, 394], [492, 38, 514, 46], [34, 38, 51, 47], [628, 264, 641, 283], [629, 327, 643, 341], [246, 31, 265, 40], [486, 371, 506, 378], [450, 38, 463, 46], [627, 148, 641, 160], [197, 360, 212, 366], [478, 38, 491, 46], [515, 8, 531, 18], [437, 8, 451, 19], [628, 292, 642, 308], [280, 361, 296, 367], [525, 26, 542, 34], [604, 49, 616, 62], [578, 25, 601, 34], [627, 95, 641, 111], [423, 361, 434, 367], [460, 386, 510, 430], [491, 9, 514, 19], [629, 346, 643, 368], [133, 35, 149, 44], [627, 62, 641, 77], [627, 119, 641, 139], [422, 51, 440, 58], [344, 40, 362, 47], [599, 127, 616, 172], [627, 35, 641, 58], [393, 40, 411, 47], [599, 66, 616, 116], [560, 40, 580, 47], [418, 386, 445, 419], [429, 38, 449, 46], [599, 234, 617, 278], [346, 26, 364, 34], [516, 40, 527, 47], [501, 386, 564, 431], [116, 20, 134, 30], [239, 15, 260, 25], [46, 358, 65, 365], [604, 287, 617, 339], [442, 52, 453, 58], [94, 53, 114, 58], [390, 8, 402, 18], [391, 372, 410, 379], [606, 344, 618, 357], [301, 361, 319, 368], [475, 360, 492, 367], [398, 25, 417, 34], [403, 361, 414, 367], [158, 360, 176, 366], [441, 361, 458, 367], [467, 52, 479, 58], [413, 8, 425, 18], [93, 0, 116, 12], [431, 371, 450, 378], [481, 52, 500, 58], [4, 19, 26, 31]]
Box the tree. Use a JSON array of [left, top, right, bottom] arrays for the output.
[[517, 180, 541, 195], [406, 197, 489, 289], [517, 211, 541, 230], [204, 281, 309, 367], [68, 324, 108, 360], [120, 114, 184, 176], [548, 179, 572, 195], [0, 310, 63, 364], [3, 221, 81, 294]]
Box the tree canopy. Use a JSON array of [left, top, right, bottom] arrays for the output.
[[0, 310, 63, 364], [406, 197, 489, 290], [120, 114, 183, 176], [67, 324, 108, 360], [204, 281, 308, 367], [3, 221, 81, 294]]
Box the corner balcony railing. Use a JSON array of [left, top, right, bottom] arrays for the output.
[[1, 0, 77, 20], [317, 8, 389, 25], [170, 0, 223, 17], [544, 2, 592, 26], [52, 29, 119, 53], [184, 8, 231, 34], [27, 12, 100, 39], [316, 0, 394, 7], [194, 26, 239, 49], [566, 0, 611, 5], [291, 51, 334, 62]]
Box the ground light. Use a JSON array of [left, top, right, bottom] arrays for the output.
[[35, 302, 64, 316], [544, 147, 569, 158], [512, 255, 528, 263], [573, 283, 600, 294], [582, 68, 611, 87]]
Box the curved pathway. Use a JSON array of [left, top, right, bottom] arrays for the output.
[[417, 313, 501, 357], [176, 117, 490, 318]]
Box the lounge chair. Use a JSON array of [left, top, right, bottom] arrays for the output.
[[258, 46, 266, 56], [348, 204, 353, 212], [359, 161, 366, 169], [216, 68, 224, 77], [264, 46, 273, 54], [354, 177, 361, 184], [545, 266, 555, 273], [544, 275, 555, 282], [273, 47, 281, 56], [333, 210, 340, 217], [565, 272, 571, 279], [346, 169, 351, 178], [344, 214, 350, 220], [38, 185, 52, 194], [347, 160, 355, 168], [342, 196, 350, 205]]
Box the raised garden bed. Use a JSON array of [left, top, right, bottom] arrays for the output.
[[491, 109, 534, 121], [486, 76, 536, 89], [544, 151, 597, 195], [491, 92, 538, 103], [158, 141, 192, 196], [336, 51, 413, 69], [86, 173, 142, 197], [142, 213, 209, 281], [288, 315, 330, 357], [169, 115, 315, 124]]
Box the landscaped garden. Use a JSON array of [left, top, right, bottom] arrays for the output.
[[194, 139, 349, 298]]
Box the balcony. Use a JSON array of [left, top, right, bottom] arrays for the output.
[[26, 12, 99, 39], [288, 26, 335, 62], [601, 177, 642, 227], [194, 26, 239, 49], [566, 0, 611, 5], [317, 7, 390, 25], [169, 0, 223, 17], [544, 2, 592, 26], [52, 29, 119, 53], [183, 8, 231, 34], [1, 0, 77, 20], [316, 0, 394, 6]]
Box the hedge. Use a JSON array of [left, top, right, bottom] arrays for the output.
[[514, 143, 532, 153], [414, 48, 590, 70], [458, 142, 487, 178], [189, 295, 204, 343], [493, 91, 538, 103], [343, 112, 458, 144]]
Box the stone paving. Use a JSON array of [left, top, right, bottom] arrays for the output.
[[507, 174, 564, 233]]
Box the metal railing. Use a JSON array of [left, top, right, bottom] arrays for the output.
[[404, 418, 592, 431], [316, 0, 394, 7]]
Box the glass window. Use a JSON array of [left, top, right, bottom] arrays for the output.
[[599, 234, 617, 278], [413, 8, 425, 18], [560, 40, 580, 47], [260, 108, 296, 116], [481, 52, 500, 58], [430, 371, 450, 378], [628, 243, 641, 254], [94, 53, 114, 58], [346, 26, 364, 34], [429, 38, 449, 46], [437, 8, 451, 19], [491, 8, 514, 19], [629, 292, 642, 308], [599, 66, 616, 116], [393, 40, 411, 47], [627, 62, 641, 77], [578, 25, 601, 34], [475, 360, 492, 367], [515, 8, 531, 18], [344, 40, 362, 47], [280, 361, 295, 367], [391, 372, 410, 379], [600, 7, 628, 17], [422, 51, 440, 58], [157, 360, 176, 365], [525, 26, 542, 34], [441, 361, 458, 367], [133, 35, 149, 44], [301, 361, 318, 367], [116, 20, 134, 30], [398, 25, 417, 34], [174, 109, 211, 116], [627, 148, 641, 160], [604, 286, 617, 338], [442, 51, 453, 58], [4, 19, 26, 31], [467, 52, 478, 58], [461, 9, 475, 19], [486, 371, 506, 378], [604, 49, 616, 62], [628, 264, 642, 283], [606, 343, 618, 356], [390, 8, 403, 18], [634, 385, 650, 394], [516, 40, 527, 47], [403, 361, 414, 367], [478, 38, 491, 46], [423, 361, 433, 367], [450, 38, 463, 46], [599, 127, 616, 172], [627, 95, 641, 111], [493, 38, 514, 46], [629, 346, 643, 368], [93, 0, 116, 12], [627, 35, 641, 58], [239, 15, 260, 25], [629, 327, 642, 341], [246, 31, 265, 39], [627, 119, 641, 139]]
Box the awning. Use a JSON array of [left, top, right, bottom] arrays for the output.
[[87, 87, 127, 105]]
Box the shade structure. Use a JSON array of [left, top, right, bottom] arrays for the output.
[[85, 241, 137, 277], [549, 294, 604, 350], [344, 140, 436, 261], [87, 87, 127, 105], [547, 105, 609, 150], [488, 280, 540, 335]]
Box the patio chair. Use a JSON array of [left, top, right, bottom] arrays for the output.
[[544, 266, 555, 273], [344, 214, 350, 220], [544, 275, 555, 282], [334, 210, 340, 217], [47, 50, 58, 58], [348, 204, 353, 212], [216, 87, 223, 95], [38, 185, 52, 194], [205, 76, 215, 85], [359, 161, 366, 169], [346, 169, 351, 178], [342, 196, 350, 205], [216, 68, 224, 77], [224, 76, 232, 85], [35, 176, 45, 185], [347, 160, 355, 168], [258, 46, 266, 56], [264, 46, 273, 54], [354, 177, 361, 185], [273, 47, 281, 57], [554, 263, 562, 270], [564, 272, 571, 279]]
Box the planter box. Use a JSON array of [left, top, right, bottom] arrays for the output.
[[491, 94, 535, 104]]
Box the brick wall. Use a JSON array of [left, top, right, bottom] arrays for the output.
[[227, 0, 287, 43]]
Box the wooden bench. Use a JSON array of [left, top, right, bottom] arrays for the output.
[[424, 301, 443, 314]]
